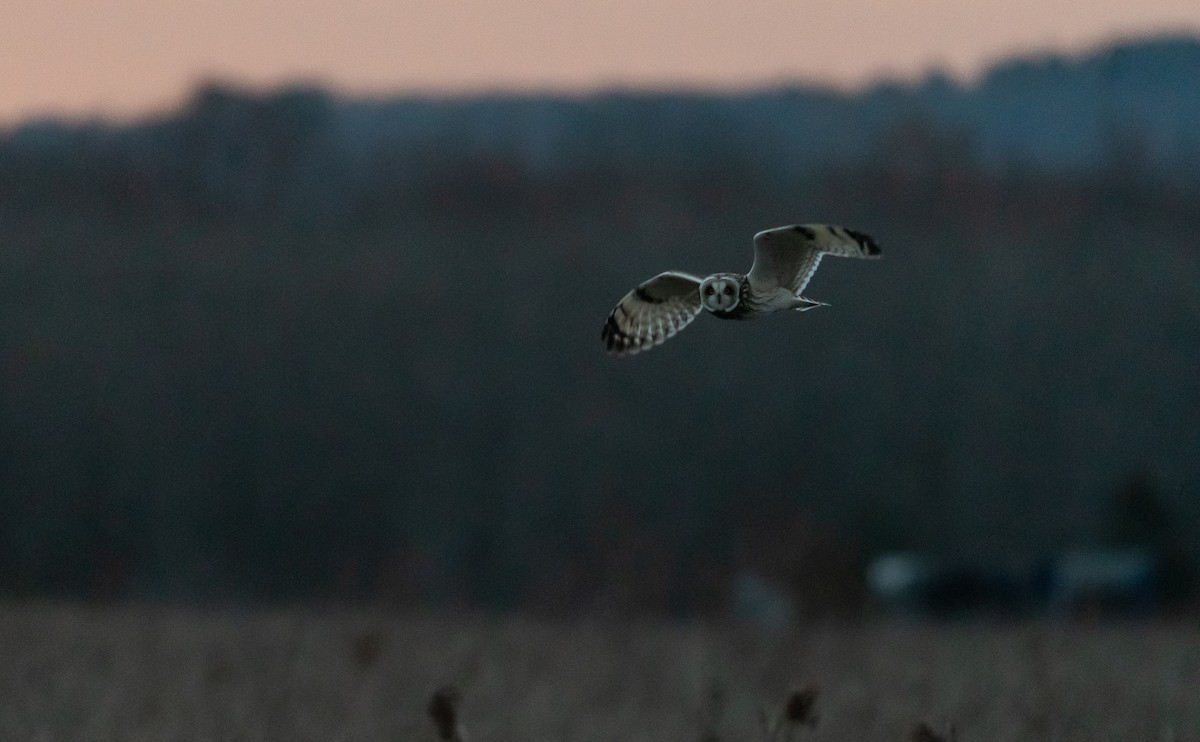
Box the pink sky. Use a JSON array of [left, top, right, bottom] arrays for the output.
[[4, 0, 1199, 124]]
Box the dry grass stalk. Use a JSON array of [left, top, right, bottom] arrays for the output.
[[759, 685, 819, 741], [350, 629, 386, 671], [428, 685, 467, 742], [696, 677, 726, 742], [909, 721, 957, 742]]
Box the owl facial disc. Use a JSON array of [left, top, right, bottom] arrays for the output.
[[699, 275, 740, 313]]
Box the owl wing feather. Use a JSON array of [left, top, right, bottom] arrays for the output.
[[748, 224, 881, 295], [601, 271, 704, 356]]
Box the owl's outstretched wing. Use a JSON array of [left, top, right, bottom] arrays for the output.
[[601, 271, 704, 356], [748, 224, 881, 296]]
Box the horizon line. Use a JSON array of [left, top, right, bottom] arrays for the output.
[[5, 29, 1197, 129]]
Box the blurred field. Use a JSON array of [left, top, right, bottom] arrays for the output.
[[1, 602, 1197, 741]]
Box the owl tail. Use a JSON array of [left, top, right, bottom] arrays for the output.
[[793, 297, 829, 311]]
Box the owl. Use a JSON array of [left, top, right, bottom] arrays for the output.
[[601, 224, 880, 355]]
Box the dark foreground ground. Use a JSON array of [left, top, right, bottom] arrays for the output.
[[0, 602, 1196, 741]]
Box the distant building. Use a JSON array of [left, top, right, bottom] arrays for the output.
[[1039, 549, 1160, 613], [731, 570, 796, 630], [866, 553, 1025, 616]]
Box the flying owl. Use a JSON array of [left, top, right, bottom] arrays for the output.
[[601, 224, 880, 355]]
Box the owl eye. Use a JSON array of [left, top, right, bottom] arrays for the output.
[[723, 285, 734, 296], [704, 285, 715, 296]]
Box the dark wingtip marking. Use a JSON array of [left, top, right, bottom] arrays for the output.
[[844, 227, 881, 256], [601, 315, 620, 346], [601, 314, 639, 355]]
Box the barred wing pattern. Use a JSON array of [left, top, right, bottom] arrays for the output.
[[601, 271, 704, 356], [748, 224, 881, 296]]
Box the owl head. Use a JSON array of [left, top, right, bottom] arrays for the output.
[[699, 274, 741, 313]]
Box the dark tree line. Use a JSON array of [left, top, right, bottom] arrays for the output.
[[1, 37, 1198, 612]]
